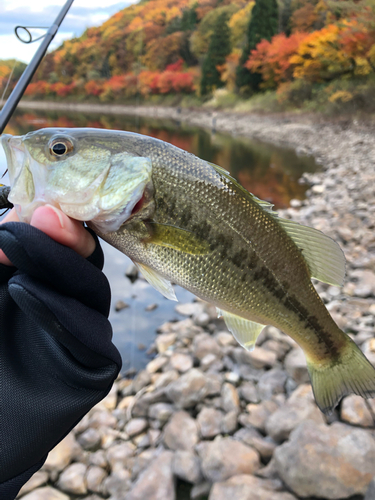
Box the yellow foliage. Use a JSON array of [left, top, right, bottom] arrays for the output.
[[328, 90, 353, 103], [291, 24, 351, 81], [228, 2, 254, 48]]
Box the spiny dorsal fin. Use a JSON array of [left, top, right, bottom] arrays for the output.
[[209, 162, 275, 214], [217, 308, 266, 351], [209, 161, 345, 287]]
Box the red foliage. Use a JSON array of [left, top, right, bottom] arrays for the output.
[[84, 80, 103, 96], [165, 58, 184, 72]]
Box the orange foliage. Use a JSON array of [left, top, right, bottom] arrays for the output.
[[245, 32, 308, 88]]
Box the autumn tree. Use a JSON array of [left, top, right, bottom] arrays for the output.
[[200, 13, 232, 95], [236, 0, 279, 93]]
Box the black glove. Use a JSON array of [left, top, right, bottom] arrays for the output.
[[0, 222, 122, 499]]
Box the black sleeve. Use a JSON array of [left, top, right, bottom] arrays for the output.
[[0, 222, 122, 499]]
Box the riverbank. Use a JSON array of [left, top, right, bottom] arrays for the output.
[[14, 103, 375, 500]]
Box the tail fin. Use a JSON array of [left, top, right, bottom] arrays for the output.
[[307, 339, 375, 415]]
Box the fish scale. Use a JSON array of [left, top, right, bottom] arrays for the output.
[[2, 127, 375, 414]]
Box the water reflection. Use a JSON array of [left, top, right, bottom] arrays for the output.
[[3, 108, 318, 208], [0, 108, 319, 372]]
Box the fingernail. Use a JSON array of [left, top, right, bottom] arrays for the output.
[[45, 204, 65, 229]]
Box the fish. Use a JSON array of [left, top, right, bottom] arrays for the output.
[[1, 127, 375, 414]]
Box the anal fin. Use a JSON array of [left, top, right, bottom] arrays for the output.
[[135, 262, 177, 301], [217, 308, 265, 351]]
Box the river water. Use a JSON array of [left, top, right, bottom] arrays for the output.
[[0, 108, 319, 372]]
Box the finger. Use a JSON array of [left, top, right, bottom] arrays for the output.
[[30, 205, 96, 259], [0, 209, 20, 265]]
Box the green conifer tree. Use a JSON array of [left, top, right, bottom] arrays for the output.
[[236, 0, 279, 93], [200, 13, 231, 96]]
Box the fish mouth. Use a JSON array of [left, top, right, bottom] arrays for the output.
[[1, 135, 27, 182]]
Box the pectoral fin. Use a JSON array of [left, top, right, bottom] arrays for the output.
[[135, 262, 177, 301], [147, 222, 210, 255], [217, 308, 265, 351]]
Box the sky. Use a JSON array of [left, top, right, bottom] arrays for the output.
[[0, 0, 138, 63]]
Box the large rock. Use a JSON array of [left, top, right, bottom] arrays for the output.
[[165, 369, 208, 408], [274, 421, 375, 498], [265, 384, 325, 442], [20, 488, 69, 500], [209, 475, 297, 500], [126, 450, 175, 500], [197, 436, 260, 482], [163, 410, 199, 450]]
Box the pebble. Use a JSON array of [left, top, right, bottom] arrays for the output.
[[241, 347, 277, 369], [163, 410, 199, 450], [239, 400, 279, 433], [197, 407, 223, 438], [148, 402, 174, 425], [284, 348, 309, 384], [165, 368, 209, 408], [103, 469, 131, 497], [77, 428, 102, 451], [106, 442, 135, 472], [209, 474, 297, 500], [17, 471, 49, 497], [340, 395, 374, 427], [114, 300, 129, 311], [265, 384, 325, 442], [57, 463, 87, 495], [146, 356, 168, 373], [155, 333, 177, 353], [169, 352, 193, 373], [173, 450, 203, 483], [125, 418, 148, 437], [126, 451, 175, 500], [20, 488, 70, 500], [221, 383, 240, 413], [43, 434, 81, 473], [197, 436, 260, 482], [86, 466, 107, 494]]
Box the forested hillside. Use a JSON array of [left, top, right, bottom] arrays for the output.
[[4, 0, 375, 112]]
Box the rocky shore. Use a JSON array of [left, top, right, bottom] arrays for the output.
[[15, 109, 375, 500]]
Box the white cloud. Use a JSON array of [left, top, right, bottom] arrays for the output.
[[0, 0, 137, 63]]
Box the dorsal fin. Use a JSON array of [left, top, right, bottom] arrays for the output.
[[209, 161, 345, 287], [277, 218, 346, 286]]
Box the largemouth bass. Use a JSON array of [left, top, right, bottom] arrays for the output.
[[1, 127, 375, 414]]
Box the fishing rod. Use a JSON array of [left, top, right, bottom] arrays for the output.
[[0, 0, 74, 211]]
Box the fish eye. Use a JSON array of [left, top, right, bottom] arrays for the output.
[[49, 138, 74, 157]]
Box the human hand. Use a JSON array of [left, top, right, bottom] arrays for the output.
[[0, 208, 121, 500], [0, 205, 96, 265]]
